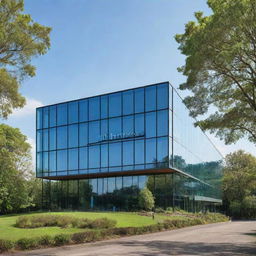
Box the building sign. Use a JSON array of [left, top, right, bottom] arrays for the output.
[[100, 131, 144, 143]]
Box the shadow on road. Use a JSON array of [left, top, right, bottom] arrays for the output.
[[114, 240, 256, 256]]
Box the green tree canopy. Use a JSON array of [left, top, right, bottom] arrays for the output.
[[0, 124, 35, 213], [175, 0, 256, 145], [0, 0, 51, 118], [222, 150, 256, 218], [138, 188, 155, 211]]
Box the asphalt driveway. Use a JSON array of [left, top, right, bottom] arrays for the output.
[[5, 221, 256, 256]]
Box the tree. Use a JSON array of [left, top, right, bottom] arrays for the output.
[[0, 124, 34, 213], [0, 0, 51, 118], [175, 0, 256, 145], [222, 150, 256, 218], [138, 188, 155, 211]]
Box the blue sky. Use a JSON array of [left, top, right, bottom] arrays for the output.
[[3, 0, 255, 166]]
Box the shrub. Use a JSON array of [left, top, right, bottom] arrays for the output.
[[56, 215, 75, 228], [15, 216, 31, 228], [88, 218, 117, 229], [155, 207, 165, 213], [38, 235, 53, 246], [138, 188, 155, 211], [0, 239, 14, 253], [16, 238, 39, 250], [54, 234, 71, 246], [72, 231, 100, 243]]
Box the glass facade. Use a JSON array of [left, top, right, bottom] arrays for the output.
[[37, 82, 223, 211]]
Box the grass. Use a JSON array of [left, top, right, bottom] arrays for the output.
[[0, 211, 186, 241]]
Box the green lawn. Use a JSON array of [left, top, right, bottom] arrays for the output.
[[0, 211, 185, 241]]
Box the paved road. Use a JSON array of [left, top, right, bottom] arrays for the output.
[[6, 221, 256, 256]]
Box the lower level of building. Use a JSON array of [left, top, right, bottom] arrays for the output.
[[41, 172, 222, 212]]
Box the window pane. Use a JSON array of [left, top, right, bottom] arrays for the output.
[[157, 83, 168, 109], [68, 124, 78, 148], [49, 105, 56, 127], [89, 97, 100, 121], [37, 108, 43, 129], [68, 102, 78, 124], [57, 150, 67, 171], [43, 107, 49, 128], [157, 137, 168, 163], [157, 110, 168, 137], [135, 114, 144, 136], [79, 99, 88, 122], [134, 88, 144, 113], [89, 121, 100, 143], [57, 126, 67, 149], [43, 152, 48, 172], [123, 176, 132, 187], [79, 123, 88, 147], [36, 152, 43, 174], [109, 142, 121, 167], [108, 177, 115, 193], [101, 144, 108, 167], [146, 112, 156, 138], [123, 91, 134, 115], [49, 128, 56, 150], [43, 129, 48, 151], [109, 93, 121, 117], [57, 104, 67, 126], [123, 141, 134, 165], [49, 151, 56, 172], [101, 95, 108, 119], [37, 130, 42, 152], [109, 117, 121, 136], [146, 138, 156, 163], [123, 116, 133, 135], [145, 86, 156, 111], [89, 145, 100, 168], [116, 177, 122, 190], [79, 147, 88, 169], [135, 140, 144, 164], [100, 120, 108, 141], [68, 149, 78, 170]]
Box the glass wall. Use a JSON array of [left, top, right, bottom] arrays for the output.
[[36, 82, 170, 177]]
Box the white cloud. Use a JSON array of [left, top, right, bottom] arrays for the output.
[[11, 98, 43, 118]]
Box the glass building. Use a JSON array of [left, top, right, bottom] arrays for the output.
[[36, 82, 223, 211]]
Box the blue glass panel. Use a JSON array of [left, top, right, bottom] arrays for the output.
[[146, 138, 156, 163], [37, 108, 42, 129], [57, 150, 67, 171], [36, 152, 43, 174], [43, 129, 48, 151], [101, 95, 108, 119], [49, 105, 56, 127], [57, 104, 67, 126], [79, 147, 88, 169], [157, 83, 168, 110], [100, 119, 108, 141], [135, 139, 144, 164], [138, 176, 146, 189], [157, 110, 168, 136], [123, 141, 134, 165], [89, 145, 100, 168], [43, 152, 48, 172], [79, 99, 88, 122], [109, 142, 121, 167], [145, 86, 156, 111], [157, 137, 168, 163], [123, 91, 134, 115], [135, 114, 144, 136], [68, 101, 78, 124], [116, 177, 122, 189], [134, 88, 144, 113], [49, 128, 56, 150], [123, 115, 134, 135], [89, 121, 100, 143], [123, 176, 132, 187], [57, 126, 67, 149], [108, 177, 115, 193], [109, 117, 121, 136], [68, 124, 78, 148], [101, 144, 108, 167], [43, 107, 49, 128], [146, 112, 156, 138], [109, 93, 121, 117], [79, 123, 88, 146], [68, 148, 78, 170], [37, 130, 42, 152], [89, 97, 100, 121], [103, 178, 108, 194], [49, 151, 56, 172]]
